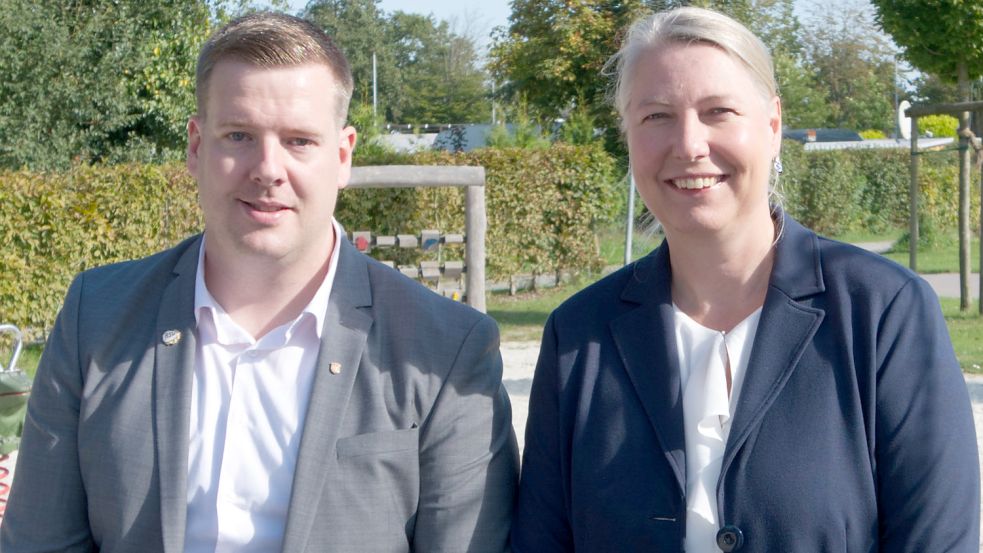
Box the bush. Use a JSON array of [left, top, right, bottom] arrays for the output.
[[860, 129, 887, 139], [0, 164, 200, 339], [919, 114, 959, 138], [1, 145, 621, 336], [779, 140, 979, 237]]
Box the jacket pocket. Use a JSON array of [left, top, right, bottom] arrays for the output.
[[336, 427, 419, 459]]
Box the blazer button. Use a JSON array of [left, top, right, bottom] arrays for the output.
[[716, 525, 744, 552]]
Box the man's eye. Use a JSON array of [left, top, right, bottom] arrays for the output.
[[643, 112, 669, 122], [228, 131, 248, 142], [289, 138, 314, 147]]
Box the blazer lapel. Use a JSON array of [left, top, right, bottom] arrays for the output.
[[281, 238, 373, 553], [153, 236, 200, 553], [722, 215, 826, 472], [610, 245, 686, 492]]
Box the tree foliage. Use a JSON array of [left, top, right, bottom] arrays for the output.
[[304, 0, 489, 124], [0, 0, 212, 170], [798, 1, 896, 132], [871, 0, 983, 100]]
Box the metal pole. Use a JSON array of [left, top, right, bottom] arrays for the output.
[[372, 52, 378, 120], [624, 170, 636, 266], [893, 55, 900, 139], [491, 81, 496, 125]]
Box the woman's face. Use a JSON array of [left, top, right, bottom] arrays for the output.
[[625, 41, 781, 239]]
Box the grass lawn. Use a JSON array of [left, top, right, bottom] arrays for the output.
[[941, 298, 983, 373], [597, 223, 663, 266], [487, 278, 586, 342], [828, 229, 903, 245], [884, 236, 981, 274]]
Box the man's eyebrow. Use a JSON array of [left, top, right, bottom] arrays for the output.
[[213, 120, 325, 137]]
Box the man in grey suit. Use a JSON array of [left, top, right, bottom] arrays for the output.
[[1, 12, 518, 552]]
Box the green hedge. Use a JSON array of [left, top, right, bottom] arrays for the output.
[[0, 164, 201, 338], [780, 141, 980, 237], [0, 145, 620, 336], [3, 142, 976, 338]]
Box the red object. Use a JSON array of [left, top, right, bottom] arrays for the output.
[[355, 236, 369, 251], [0, 453, 11, 519]]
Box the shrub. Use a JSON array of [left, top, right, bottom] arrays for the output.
[[919, 114, 959, 138], [1, 145, 620, 336], [860, 129, 887, 139]]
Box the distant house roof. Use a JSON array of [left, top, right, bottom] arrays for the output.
[[433, 124, 499, 152], [783, 128, 863, 143], [376, 133, 438, 153], [802, 137, 954, 152]]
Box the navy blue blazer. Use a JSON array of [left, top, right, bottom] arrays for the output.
[[513, 215, 979, 552]]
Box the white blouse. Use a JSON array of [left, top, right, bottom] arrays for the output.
[[673, 304, 762, 553]]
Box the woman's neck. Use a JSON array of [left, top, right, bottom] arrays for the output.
[[667, 216, 776, 332]]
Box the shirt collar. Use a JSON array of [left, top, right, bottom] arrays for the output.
[[193, 218, 343, 344]]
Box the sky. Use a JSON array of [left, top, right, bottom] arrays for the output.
[[273, 1, 873, 52], [280, 0, 512, 50]]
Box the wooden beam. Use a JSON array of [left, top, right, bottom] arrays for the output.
[[905, 101, 983, 117], [348, 165, 485, 188]]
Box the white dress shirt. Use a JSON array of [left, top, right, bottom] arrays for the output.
[[184, 220, 342, 553], [674, 305, 762, 553]]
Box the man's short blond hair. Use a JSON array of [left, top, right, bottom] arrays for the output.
[[195, 12, 354, 126]]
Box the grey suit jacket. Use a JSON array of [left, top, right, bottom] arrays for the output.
[[1, 234, 519, 552]]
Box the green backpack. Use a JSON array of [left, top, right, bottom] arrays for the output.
[[0, 325, 31, 455]]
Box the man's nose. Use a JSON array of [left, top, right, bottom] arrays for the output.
[[250, 137, 287, 187]]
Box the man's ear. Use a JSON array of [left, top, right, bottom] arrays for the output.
[[336, 125, 358, 190], [187, 116, 203, 177]]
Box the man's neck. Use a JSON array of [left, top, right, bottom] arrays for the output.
[[202, 230, 336, 340]]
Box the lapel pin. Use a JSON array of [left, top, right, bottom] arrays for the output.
[[161, 329, 182, 346], [329, 362, 342, 375]]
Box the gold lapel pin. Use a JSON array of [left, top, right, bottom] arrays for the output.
[[329, 362, 342, 375], [161, 329, 182, 346]]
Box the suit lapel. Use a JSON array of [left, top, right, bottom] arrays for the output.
[[153, 236, 200, 553], [281, 238, 373, 553], [722, 215, 826, 473], [610, 245, 686, 492]]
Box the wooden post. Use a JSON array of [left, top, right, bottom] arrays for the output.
[[909, 115, 920, 271], [976, 110, 983, 315], [465, 184, 487, 313], [958, 110, 971, 311], [348, 165, 488, 313]]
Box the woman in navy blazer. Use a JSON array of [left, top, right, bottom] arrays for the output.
[[512, 7, 979, 552]]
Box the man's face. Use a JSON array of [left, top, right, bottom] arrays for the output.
[[187, 61, 356, 267]]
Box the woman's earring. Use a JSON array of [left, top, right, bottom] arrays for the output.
[[773, 157, 784, 175]]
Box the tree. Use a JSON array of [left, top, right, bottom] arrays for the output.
[[871, 0, 983, 103], [490, 0, 648, 127], [304, 0, 401, 119], [386, 12, 490, 123], [304, 1, 489, 125], [490, 0, 825, 147], [798, 1, 896, 132], [0, 0, 213, 170], [872, 0, 983, 311]]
